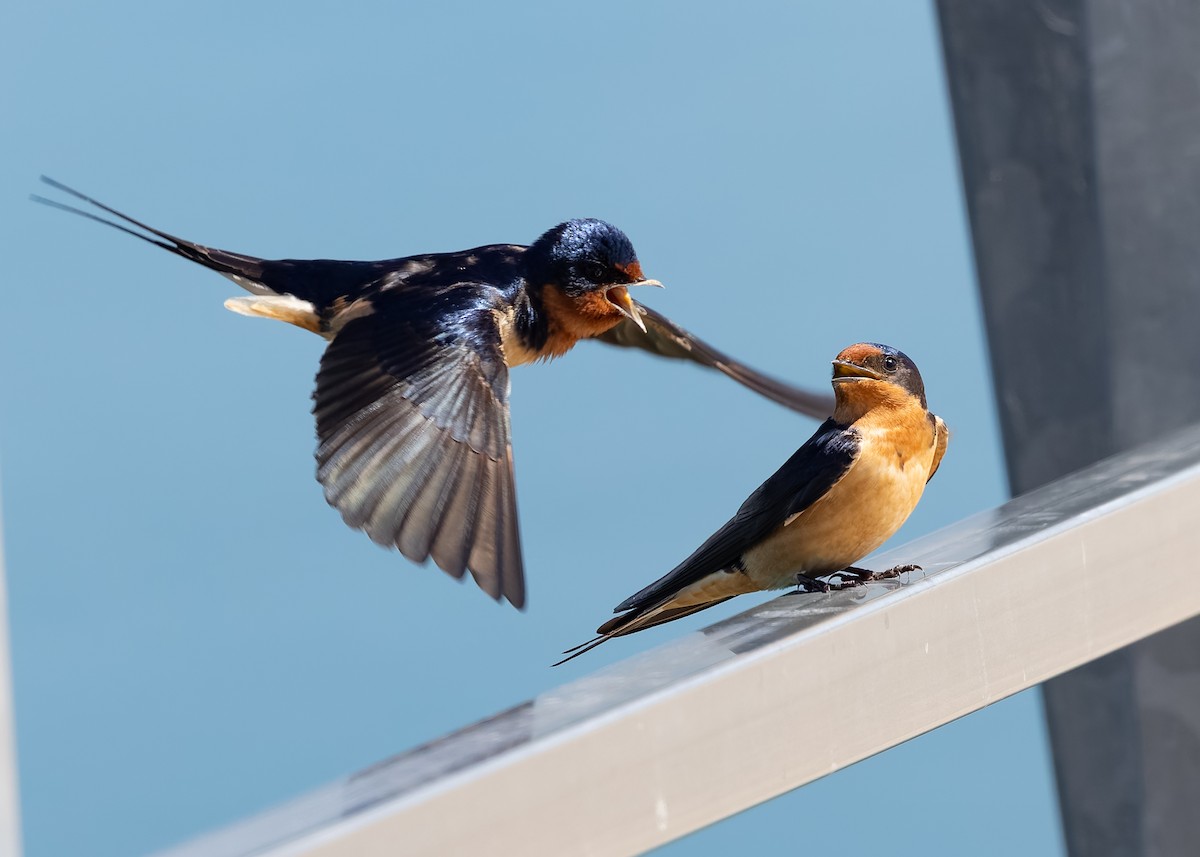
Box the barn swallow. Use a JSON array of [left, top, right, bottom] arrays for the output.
[[556, 342, 947, 664], [32, 177, 834, 610]]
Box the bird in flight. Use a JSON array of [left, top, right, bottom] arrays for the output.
[[557, 342, 947, 664], [33, 177, 833, 610]]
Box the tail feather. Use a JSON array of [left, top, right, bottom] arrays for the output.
[[33, 176, 272, 288], [600, 597, 733, 637], [552, 596, 735, 667], [552, 634, 609, 667], [33, 177, 404, 310]]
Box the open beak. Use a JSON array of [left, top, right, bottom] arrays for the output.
[[606, 280, 663, 332], [832, 360, 883, 381]]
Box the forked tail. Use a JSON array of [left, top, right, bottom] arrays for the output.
[[32, 176, 274, 291]]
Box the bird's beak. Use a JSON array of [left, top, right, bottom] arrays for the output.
[[605, 282, 660, 333], [832, 360, 883, 381]]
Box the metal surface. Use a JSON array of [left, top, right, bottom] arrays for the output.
[[937, 2, 1200, 854], [0, 492, 23, 857], [156, 424, 1200, 857]]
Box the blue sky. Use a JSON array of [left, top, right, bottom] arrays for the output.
[[1, 2, 1062, 855]]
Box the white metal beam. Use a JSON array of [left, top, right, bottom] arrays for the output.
[[157, 424, 1200, 857], [0, 489, 23, 857]]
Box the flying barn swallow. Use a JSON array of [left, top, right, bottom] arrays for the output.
[[33, 177, 834, 610], [557, 343, 947, 664]]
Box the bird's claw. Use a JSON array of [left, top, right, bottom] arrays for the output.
[[793, 574, 831, 594], [820, 563, 921, 589], [881, 563, 921, 580]]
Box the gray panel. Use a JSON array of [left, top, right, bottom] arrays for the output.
[[936, 2, 1200, 855]]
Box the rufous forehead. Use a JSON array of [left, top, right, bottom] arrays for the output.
[[835, 343, 883, 364], [615, 261, 645, 281]]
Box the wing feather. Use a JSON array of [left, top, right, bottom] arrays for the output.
[[395, 437, 468, 561], [595, 303, 834, 418], [428, 449, 482, 580], [312, 286, 525, 607], [927, 415, 949, 483]]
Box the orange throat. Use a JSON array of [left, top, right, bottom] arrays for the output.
[[537, 284, 627, 359], [832, 378, 915, 424]]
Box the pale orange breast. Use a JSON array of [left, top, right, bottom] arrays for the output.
[[743, 408, 938, 589]]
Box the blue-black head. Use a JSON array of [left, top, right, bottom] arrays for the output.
[[831, 342, 926, 407], [525, 218, 653, 297]]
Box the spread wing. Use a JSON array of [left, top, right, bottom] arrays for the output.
[[594, 302, 834, 418], [313, 285, 525, 608]]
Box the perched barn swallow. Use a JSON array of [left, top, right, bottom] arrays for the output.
[[557, 343, 947, 664], [33, 177, 834, 610]]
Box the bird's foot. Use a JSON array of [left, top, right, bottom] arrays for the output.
[[829, 566, 874, 584], [791, 564, 921, 595], [828, 563, 922, 587], [881, 563, 922, 580], [794, 570, 868, 593], [792, 574, 831, 594]]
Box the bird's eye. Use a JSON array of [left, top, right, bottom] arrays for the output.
[[882, 356, 899, 373], [583, 262, 607, 282]]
